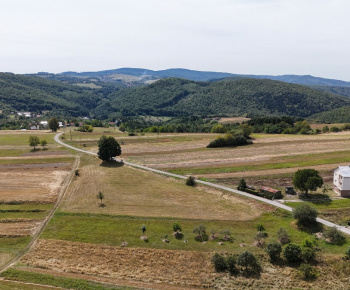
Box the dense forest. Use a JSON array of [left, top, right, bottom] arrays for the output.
[[1, 73, 350, 123], [108, 77, 350, 118]]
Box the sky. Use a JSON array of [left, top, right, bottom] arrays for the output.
[[1, 0, 350, 81]]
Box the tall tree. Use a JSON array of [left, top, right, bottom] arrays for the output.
[[293, 169, 323, 196], [97, 135, 122, 161], [29, 136, 40, 150], [48, 118, 59, 132]]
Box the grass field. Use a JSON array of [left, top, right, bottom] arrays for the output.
[[0, 130, 75, 270], [3, 128, 350, 289], [60, 155, 267, 220]]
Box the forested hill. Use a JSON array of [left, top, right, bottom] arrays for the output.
[[0, 73, 103, 116], [107, 77, 350, 118], [309, 106, 350, 123]]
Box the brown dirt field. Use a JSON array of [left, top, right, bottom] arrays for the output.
[[0, 168, 70, 203], [18, 239, 350, 290], [123, 133, 350, 169], [61, 160, 268, 220], [20, 239, 213, 288], [0, 220, 41, 236]]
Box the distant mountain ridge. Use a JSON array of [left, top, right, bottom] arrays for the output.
[[58, 68, 350, 87]]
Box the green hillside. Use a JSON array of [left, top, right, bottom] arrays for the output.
[[0, 73, 102, 116], [108, 77, 350, 118], [308, 106, 350, 123]]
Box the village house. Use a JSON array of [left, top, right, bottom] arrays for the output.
[[334, 166, 350, 197]]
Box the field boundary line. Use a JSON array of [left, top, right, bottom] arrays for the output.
[[53, 132, 350, 236], [0, 155, 80, 273]]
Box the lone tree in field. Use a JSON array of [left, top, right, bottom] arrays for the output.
[[97, 135, 121, 162], [97, 191, 104, 206], [48, 117, 59, 132], [293, 169, 323, 196], [29, 136, 40, 150]]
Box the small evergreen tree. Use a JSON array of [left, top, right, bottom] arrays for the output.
[[238, 178, 247, 191], [283, 243, 302, 263], [211, 253, 227, 272], [96, 191, 104, 206], [185, 176, 196, 186], [293, 203, 318, 226]]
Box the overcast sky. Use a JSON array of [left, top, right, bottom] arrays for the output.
[[1, 0, 349, 80]]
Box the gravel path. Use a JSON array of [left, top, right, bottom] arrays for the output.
[[54, 133, 350, 236]]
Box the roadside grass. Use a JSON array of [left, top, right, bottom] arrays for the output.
[[40, 210, 349, 254], [168, 150, 350, 175], [0, 269, 134, 290], [286, 199, 350, 225]]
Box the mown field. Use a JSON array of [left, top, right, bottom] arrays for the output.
[[0, 130, 75, 269], [3, 128, 350, 289]]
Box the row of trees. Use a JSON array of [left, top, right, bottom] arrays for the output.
[[29, 136, 47, 150]]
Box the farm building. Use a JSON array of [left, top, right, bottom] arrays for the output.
[[334, 166, 350, 197]]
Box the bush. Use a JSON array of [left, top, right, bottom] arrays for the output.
[[226, 255, 237, 274], [207, 133, 251, 148], [330, 126, 341, 132], [277, 228, 290, 244], [173, 222, 182, 232], [185, 176, 196, 186], [266, 242, 282, 262], [193, 224, 208, 242], [211, 253, 227, 272], [323, 227, 346, 245], [299, 263, 317, 279], [302, 247, 316, 263], [256, 223, 265, 232], [283, 243, 302, 263], [237, 251, 261, 273], [293, 203, 318, 226]]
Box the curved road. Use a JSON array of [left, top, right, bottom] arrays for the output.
[[55, 132, 350, 235]]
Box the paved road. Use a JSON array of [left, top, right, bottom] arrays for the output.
[[55, 132, 350, 236]]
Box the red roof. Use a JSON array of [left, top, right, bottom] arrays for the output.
[[261, 186, 280, 193]]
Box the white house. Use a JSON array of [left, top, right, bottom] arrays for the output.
[[334, 166, 350, 197]]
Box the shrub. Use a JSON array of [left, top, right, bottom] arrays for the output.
[[302, 247, 316, 263], [322, 125, 329, 133], [330, 126, 341, 132], [255, 232, 267, 240], [211, 253, 227, 272], [323, 227, 346, 245], [299, 263, 317, 279], [193, 224, 208, 242], [277, 228, 290, 244], [283, 243, 302, 263], [207, 133, 251, 148], [74, 169, 80, 176], [293, 203, 318, 226], [237, 251, 261, 273], [226, 255, 237, 274], [256, 223, 265, 232], [173, 222, 182, 232], [185, 176, 196, 186], [220, 230, 233, 242], [266, 242, 282, 262]]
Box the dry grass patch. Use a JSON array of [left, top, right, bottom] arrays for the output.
[[0, 167, 71, 203], [20, 239, 213, 288], [0, 219, 41, 236], [61, 156, 267, 220]]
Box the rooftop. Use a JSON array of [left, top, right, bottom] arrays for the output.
[[337, 166, 350, 177]]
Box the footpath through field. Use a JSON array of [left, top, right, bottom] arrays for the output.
[[54, 133, 350, 236]]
